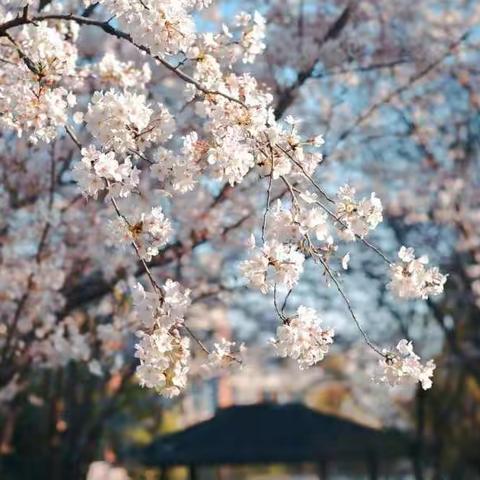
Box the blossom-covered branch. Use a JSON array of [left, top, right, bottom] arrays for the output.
[[0, 0, 447, 403]]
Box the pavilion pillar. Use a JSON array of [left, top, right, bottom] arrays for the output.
[[367, 453, 379, 480], [160, 467, 168, 480], [189, 465, 198, 480], [316, 459, 328, 480], [412, 449, 424, 480]]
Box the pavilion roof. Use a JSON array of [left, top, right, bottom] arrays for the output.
[[140, 403, 412, 466]]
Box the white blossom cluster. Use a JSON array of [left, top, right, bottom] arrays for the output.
[[205, 338, 245, 372], [132, 280, 192, 396], [88, 0, 198, 57], [257, 115, 325, 179], [235, 11, 267, 64], [151, 132, 204, 194], [192, 75, 275, 185], [266, 199, 331, 243], [108, 206, 172, 262], [135, 329, 190, 397], [0, 23, 77, 143], [240, 238, 305, 294], [146, 51, 318, 196], [133, 280, 191, 330], [335, 184, 383, 240], [19, 23, 78, 82], [187, 10, 266, 67], [272, 306, 334, 369], [388, 246, 448, 300], [0, 85, 74, 143], [377, 339, 436, 390], [72, 145, 140, 198], [207, 125, 256, 185], [91, 52, 152, 91], [240, 180, 381, 298], [82, 90, 175, 153]]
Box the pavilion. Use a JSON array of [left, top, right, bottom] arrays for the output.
[[138, 403, 417, 479]]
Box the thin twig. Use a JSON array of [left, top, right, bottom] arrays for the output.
[[64, 125, 82, 150], [316, 251, 384, 356], [281, 289, 293, 313], [273, 284, 287, 322], [109, 195, 162, 294], [183, 325, 210, 355], [276, 143, 334, 203], [261, 171, 274, 242]]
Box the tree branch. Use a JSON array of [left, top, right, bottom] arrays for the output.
[[274, 2, 354, 119]]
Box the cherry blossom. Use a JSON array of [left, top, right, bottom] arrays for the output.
[[205, 339, 245, 372], [135, 329, 190, 397], [240, 239, 305, 293], [92, 52, 151, 91], [91, 0, 197, 58], [151, 132, 203, 193], [207, 126, 255, 185], [0, 22, 77, 143], [377, 339, 436, 390], [84, 90, 174, 153], [272, 306, 334, 369], [388, 246, 448, 300], [132, 280, 191, 330], [335, 184, 383, 241], [236, 11, 267, 64], [108, 206, 172, 261]]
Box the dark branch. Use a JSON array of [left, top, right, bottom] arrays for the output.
[[274, 2, 354, 119]]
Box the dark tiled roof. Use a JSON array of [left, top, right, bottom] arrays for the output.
[[140, 403, 411, 466]]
